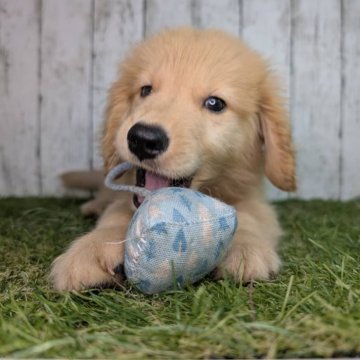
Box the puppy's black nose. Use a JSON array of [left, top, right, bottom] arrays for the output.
[[127, 122, 169, 161]]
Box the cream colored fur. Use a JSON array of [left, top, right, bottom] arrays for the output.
[[51, 28, 296, 291]]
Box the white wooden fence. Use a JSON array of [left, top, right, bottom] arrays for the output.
[[0, 0, 359, 200]]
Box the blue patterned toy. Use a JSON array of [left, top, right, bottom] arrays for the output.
[[105, 162, 237, 294]]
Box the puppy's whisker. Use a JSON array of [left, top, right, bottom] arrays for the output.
[[105, 238, 130, 245]]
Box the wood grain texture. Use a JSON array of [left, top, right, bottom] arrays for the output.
[[191, 0, 240, 35], [145, 0, 192, 36], [341, 0, 360, 199], [92, 0, 144, 168], [242, 0, 291, 200], [292, 0, 341, 199], [40, 0, 93, 195], [1, 0, 359, 199], [0, 0, 40, 195]]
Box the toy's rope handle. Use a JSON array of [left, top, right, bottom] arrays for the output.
[[104, 162, 151, 197]]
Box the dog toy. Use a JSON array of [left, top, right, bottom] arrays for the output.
[[105, 162, 237, 294]]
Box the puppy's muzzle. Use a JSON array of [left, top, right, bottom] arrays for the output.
[[127, 122, 169, 161]]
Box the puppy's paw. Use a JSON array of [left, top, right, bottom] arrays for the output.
[[80, 200, 105, 217], [216, 246, 281, 283], [50, 229, 125, 291]]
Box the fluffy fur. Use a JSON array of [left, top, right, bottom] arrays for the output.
[[51, 28, 296, 291]]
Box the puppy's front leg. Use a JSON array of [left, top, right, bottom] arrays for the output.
[[216, 200, 282, 282], [50, 199, 133, 291]]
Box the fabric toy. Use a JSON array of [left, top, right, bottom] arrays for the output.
[[105, 162, 237, 294]]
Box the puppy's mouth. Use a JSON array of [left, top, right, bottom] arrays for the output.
[[133, 168, 192, 208]]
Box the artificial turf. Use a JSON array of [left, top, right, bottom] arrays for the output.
[[0, 197, 359, 358]]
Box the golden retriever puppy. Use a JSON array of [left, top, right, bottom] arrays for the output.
[[50, 27, 296, 291]]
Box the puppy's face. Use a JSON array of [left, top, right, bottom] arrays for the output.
[[103, 28, 296, 204]]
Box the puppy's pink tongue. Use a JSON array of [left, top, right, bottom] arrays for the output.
[[135, 171, 169, 207], [145, 171, 169, 191]]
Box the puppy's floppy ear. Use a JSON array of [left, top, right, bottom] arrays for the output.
[[258, 74, 297, 192], [101, 79, 130, 172]]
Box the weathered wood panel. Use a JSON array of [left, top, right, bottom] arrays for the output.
[[0, 0, 40, 195], [146, 0, 240, 36], [191, 0, 240, 35], [40, 0, 93, 195], [1, 0, 358, 199], [92, 0, 144, 168], [242, 0, 291, 200], [292, 0, 341, 199], [341, 0, 360, 200], [145, 0, 192, 36]]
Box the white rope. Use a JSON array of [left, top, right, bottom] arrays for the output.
[[104, 162, 151, 198]]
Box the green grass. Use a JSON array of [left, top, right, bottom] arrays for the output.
[[0, 198, 359, 359]]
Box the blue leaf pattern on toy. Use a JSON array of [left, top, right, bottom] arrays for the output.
[[179, 195, 192, 211], [173, 229, 187, 252], [194, 191, 206, 198], [173, 209, 187, 223], [138, 279, 151, 292], [144, 240, 156, 261], [219, 216, 230, 230], [214, 241, 225, 260], [170, 188, 183, 193], [194, 259, 208, 277], [150, 222, 168, 234]]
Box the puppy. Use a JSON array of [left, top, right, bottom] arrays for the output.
[[60, 170, 117, 217], [51, 27, 296, 291]]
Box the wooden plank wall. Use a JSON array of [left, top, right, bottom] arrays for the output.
[[0, 0, 40, 195], [0, 0, 359, 199], [40, 0, 93, 195], [292, 0, 342, 199]]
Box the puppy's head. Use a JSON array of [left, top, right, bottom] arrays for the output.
[[102, 28, 296, 204]]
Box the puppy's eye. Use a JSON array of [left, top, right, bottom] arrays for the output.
[[204, 96, 226, 113], [140, 85, 152, 97]]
